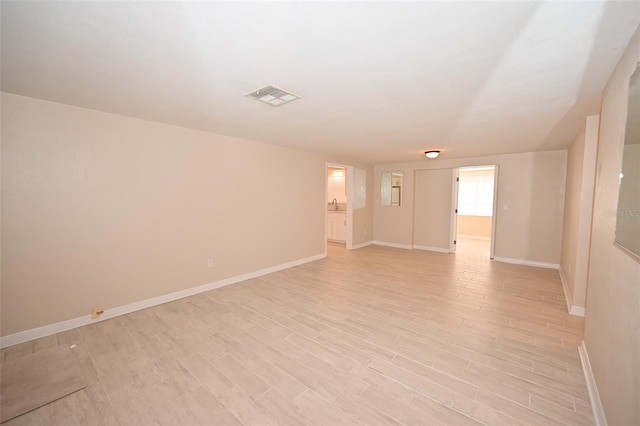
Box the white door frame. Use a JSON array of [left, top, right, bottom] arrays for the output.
[[325, 162, 354, 255], [490, 165, 499, 259], [450, 168, 459, 253]]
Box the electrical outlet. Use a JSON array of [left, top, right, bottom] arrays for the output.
[[91, 306, 104, 319], [207, 259, 213, 268]]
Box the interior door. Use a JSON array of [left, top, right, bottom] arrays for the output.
[[413, 168, 457, 253]]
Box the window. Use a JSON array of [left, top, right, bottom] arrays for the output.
[[458, 172, 494, 216]]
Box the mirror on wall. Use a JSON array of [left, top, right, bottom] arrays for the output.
[[381, 171, 403, 206], [614, 62, 640, 259]]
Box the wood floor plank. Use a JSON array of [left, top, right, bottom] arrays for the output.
[[2, 239, 592, 425], [217, 386, 278, 426], [368, 358, 471, 406], [335, 389, 402, 426], [293, 389, 363, 425], [409, 392, 482, 425], [389, 355, 479, 399], [81, 382, 121, 426], [360, 386, 430, 425], [180, 387, 243, 426], [179, 353, 234, 397], [475, 389, 564, 426], [254, 388, 314, 426], [272, 354, 343, 402], [450, 391, 529, 426], [286, 333, 356, 372], [212, 355, 270, 398], [529, 395, 593, 425], [242, 356, 308, 401]]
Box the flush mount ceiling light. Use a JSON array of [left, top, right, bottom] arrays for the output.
[[246, 84, 300, 107], [425, 150, 440, 159]]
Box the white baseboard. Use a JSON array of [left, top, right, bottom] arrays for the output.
[[327, 238, 345, 243], [559, 267, 586, 317], [372, 241, 413, 250], [350, 240, 373, 250], [493, 256, 560, 270], [0, 253, 326, 348], [570, 305, 585, 316], [579, 341, 608, 426], [457, 234, 491, 241], [413, 244, 451, 253]]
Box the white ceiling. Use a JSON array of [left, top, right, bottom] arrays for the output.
[[2, 1, 638, 164]]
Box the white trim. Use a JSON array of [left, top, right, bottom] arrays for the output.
[[324, 164, 329, 256], [0, 253, 326, 348], [413, 244, 451, 253], [559, 267, 586, 317], [346, 165, 354, 250], [372, 241, 413, 250], [579, 341, 608, 426], [457, 234, 491, 241], [458, 165, 495, 172], [570, 305, 586, 317], [350, 240, 374, 250], [493, 256, 559, 270], [490, 165, 499, 260], [450, 168, 459, 253]]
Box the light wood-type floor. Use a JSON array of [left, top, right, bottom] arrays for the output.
[[1, 239, 592, 425]]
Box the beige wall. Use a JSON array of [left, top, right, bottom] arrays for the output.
[[560, 115, 599, 314], [584, 26, 640, 426], [374, 150, 566, 264], [615, 143, 640, 254], [374, 170, 414, 247], [352, 205, 373, 246], [457, 215, 492, 239], [413, 169, 454, 251], [0, 93, 373, 336]]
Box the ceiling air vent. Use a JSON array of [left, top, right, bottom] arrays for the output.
[[246, 84, 300, 107]]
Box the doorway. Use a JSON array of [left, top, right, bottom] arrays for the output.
[[455, 165, 497, 258], [327, 165, 348, 247]]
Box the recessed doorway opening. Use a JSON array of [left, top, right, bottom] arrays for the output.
[[327, 166, 348, 247], [455, 165, 497, 259]]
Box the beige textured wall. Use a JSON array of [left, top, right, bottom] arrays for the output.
[[374, 170, 414, 246], [1, 93, 373, 336], [374, 150, 567, 264], [615, 143, 640, 253], [584, 26, 640, 426], [560, 115, 599, 312], [352, 206, 373, 246], [495, 151, 566, 264], [457, 216, 492, 238], [413, 169, 454, 250]]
